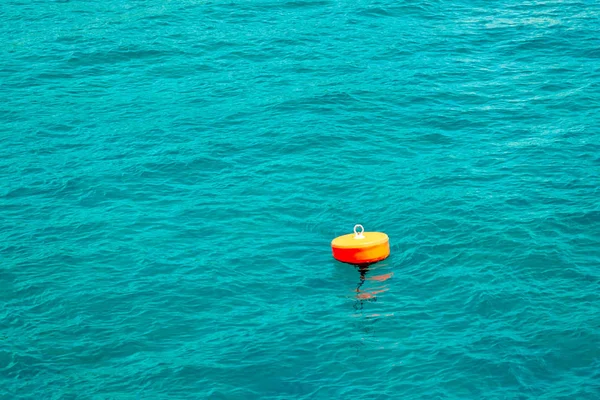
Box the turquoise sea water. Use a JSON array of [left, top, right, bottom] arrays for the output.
[[2, 1, 600, 398]]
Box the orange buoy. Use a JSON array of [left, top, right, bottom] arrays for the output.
[[331, 224, 390, 265]]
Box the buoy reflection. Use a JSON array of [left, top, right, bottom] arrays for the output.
[[353, 263, 393, 310]]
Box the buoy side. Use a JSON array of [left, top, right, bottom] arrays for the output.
[[332, 241, 390, 264]]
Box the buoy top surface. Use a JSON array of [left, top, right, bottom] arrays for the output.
[[331, 231, 389, 249]]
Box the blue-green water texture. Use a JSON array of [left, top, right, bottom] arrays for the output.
[[2, 1, 600, 399]]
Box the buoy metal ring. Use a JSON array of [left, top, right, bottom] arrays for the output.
[[354, 224, 365, 239]]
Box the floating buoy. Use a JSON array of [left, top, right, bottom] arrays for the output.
[[331, 224, 390, 265]]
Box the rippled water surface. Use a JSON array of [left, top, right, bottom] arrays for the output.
[[2, 1, 600, 398]]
